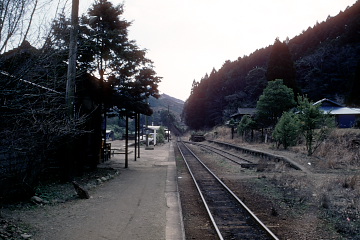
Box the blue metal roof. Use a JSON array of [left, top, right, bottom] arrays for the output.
[[320, 106, 360, 115], [314, 98, 360, 115]]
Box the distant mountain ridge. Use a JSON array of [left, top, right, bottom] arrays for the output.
[[148, 93, 184, 121]]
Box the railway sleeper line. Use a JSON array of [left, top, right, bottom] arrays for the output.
[[177, 140, 279, 240], [184, 140, 277, 170], [207, 140, 305, 171]]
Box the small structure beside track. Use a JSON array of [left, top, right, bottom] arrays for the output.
[[189, 133, 205, 142]]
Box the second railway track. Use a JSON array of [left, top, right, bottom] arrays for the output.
[[182, 140, 261, 168], [177, 140, 279, 240]]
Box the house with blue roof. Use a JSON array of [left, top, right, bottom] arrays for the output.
[[314, 99, 360, 128]]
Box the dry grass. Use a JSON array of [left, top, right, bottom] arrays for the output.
[[203, 126, 360, 237], [315, 129, 360, 168], [210, 127, 360, 169], [318, 174, 360, 236]]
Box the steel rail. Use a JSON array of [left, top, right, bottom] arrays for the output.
[[178, 139, 279, 240], [176, 140, 224, 240], [184, 140, 253, 165]]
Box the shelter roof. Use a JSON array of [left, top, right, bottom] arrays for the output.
[[146, 125, 161, 130]]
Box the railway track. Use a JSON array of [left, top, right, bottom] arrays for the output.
[[177, 140, 279, 240], [183, 140, 262, 168]]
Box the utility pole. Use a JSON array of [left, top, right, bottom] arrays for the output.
[[66, 0, 79, 118], [125, 114, 129, 168], [134, 113, 137, 161], [64, 0, 79, 180], [137, 113, 141, 158], [168, 105, 170, 142]]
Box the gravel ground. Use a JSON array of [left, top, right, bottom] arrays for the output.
[[175, 140, 358, 239]]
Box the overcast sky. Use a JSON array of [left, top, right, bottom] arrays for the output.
[[80, 0, 357, 101]]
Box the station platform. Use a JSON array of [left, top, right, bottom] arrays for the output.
[[16, 140, 185, 240], [96, 140, 185, 240]]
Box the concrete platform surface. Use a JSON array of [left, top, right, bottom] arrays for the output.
[[98, 140, 185, 240], [16, 141, 185, 240]]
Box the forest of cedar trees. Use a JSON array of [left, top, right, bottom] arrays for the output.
[[183, 1, 360, 130]]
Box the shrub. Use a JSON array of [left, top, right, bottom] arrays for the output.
[[156, 126, 166, 144], [273, 111, 300, 149], [237, 115, 256, 141], [107, 124, 123, 139], [297, 96, 335, 155]]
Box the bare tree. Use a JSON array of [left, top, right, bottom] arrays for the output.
[[0, 0, 84, 199], [0, 0, 67, 53]]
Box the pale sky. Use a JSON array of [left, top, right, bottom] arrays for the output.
[[79, 0, 357, 101]]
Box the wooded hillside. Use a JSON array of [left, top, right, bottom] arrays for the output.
[[183, 1, 360, 129]]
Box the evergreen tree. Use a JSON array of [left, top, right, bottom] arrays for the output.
[[297, 96, 335, 156], [244, 67, 267, 106], [183, 94, 206, 130], [266, 38, 300, 97], [273, 111, 300, 149], [79, 0, 152, 84], [183, 75, 208, 130], [346, 61, 360, 107], [46, 0, 160, 169], [255, 79, 296, 128], [237, 115, 256, 141]]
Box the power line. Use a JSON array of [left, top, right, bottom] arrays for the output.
[[0, 70, 62, 94]]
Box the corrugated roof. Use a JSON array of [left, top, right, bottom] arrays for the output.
[[314, 98, 343, 107], [314, 98, 360, 115], [320, 106, 360, 115]]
